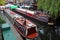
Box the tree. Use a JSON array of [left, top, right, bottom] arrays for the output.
[[0, 16, 5, 24], [0, 0, 5, 5], [37, 0, 60, 18]]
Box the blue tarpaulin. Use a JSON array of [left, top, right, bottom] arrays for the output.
[[2, 23, 16, 40]]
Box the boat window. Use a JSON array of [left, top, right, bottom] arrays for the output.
[[14, 20, 19, 27], [22, 7, 29, 9], [23, 27, 26, 36], [18, 25, 26, 36], [14, 20, 26, 35]]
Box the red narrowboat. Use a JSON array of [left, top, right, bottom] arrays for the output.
[[13, 15, 38, 39]]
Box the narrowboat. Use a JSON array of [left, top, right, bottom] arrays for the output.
[[16, 8, 49, 23], [4, 9, 38, 39]]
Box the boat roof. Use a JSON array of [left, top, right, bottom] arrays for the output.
[[5, 9, 22, 19], [16, 8, 35, 14], [16, 19, 36, 29], [16, 8, 27, 12]]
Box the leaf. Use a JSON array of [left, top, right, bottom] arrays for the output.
[[0, 0, 5, 5], [37, 0, 59, 18]]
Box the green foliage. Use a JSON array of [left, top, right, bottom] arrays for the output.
[[0, 16, 5, 24], [0, 0, 5, 5], [37, 0, 60, 18]]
